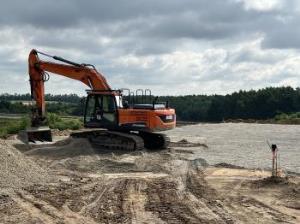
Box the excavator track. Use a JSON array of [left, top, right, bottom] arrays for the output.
[[71, 130, 144, 151], [138, 131, 170, 150], [71, 130, 169, 150]]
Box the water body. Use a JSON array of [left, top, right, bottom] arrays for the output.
[[166, 123, 300, 173]]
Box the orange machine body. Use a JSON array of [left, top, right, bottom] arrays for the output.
[[118, 108, 175, 131]]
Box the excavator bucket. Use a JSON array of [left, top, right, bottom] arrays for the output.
[[25, 127, 52, 143]]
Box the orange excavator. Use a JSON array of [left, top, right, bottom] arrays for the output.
[[26, 49, 176, 150]]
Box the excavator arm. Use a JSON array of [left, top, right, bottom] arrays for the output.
[[28, 49, 111, 126]]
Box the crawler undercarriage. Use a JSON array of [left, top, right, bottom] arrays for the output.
[[71, 130, 170, 151]]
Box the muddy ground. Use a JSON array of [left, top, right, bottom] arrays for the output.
[[0, 132, 299, 224]]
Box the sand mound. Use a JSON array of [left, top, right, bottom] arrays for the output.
[[25, 138, 96, 158], [169, 138, 208, 148], [0, 140, 50, 189], [214, 162, 245, 169], [250, 176, 290, 188]]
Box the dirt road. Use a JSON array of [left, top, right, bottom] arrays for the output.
[[0, 135, 299, 223]]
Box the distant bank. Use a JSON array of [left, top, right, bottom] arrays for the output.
[[1, 86, 300, 122]]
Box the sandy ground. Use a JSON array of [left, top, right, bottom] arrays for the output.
[[0, 130, 299, 224]]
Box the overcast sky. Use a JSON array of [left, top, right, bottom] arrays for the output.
[[0, 0, 300, 96]]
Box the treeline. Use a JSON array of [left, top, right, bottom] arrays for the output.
[[161, 87, 300, 121], [0, 94, 85, 116], [0, 93, 83, 104], [1, 87, 300, 121]]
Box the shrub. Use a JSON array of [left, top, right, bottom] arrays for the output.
[[274, 112, 300, 124], [19, 116, 30, 129], [0, 128, 7, 137], [46, 113, 82, 130], [0, 116, 30, 136], [47, 113, 62, 125]]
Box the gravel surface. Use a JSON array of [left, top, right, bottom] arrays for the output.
[[166, 123, 300, 173], [0, 140, 50, 189]]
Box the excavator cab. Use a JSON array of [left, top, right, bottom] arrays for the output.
[[84, 93, 118, 129]]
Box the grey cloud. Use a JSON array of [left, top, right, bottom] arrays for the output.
[[228, 48, 284, 64], [262, 18, 300, 49], [0, 0, 293, 47], [0, 0, 300, 95]]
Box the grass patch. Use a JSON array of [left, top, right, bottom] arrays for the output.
[[0, 113, 83, 138], [0, 116, 30, 138], [47, 113, 83, 131], [274, 112, 300, 124]]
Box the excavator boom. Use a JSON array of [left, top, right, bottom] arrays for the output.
[[29, 49, 111, 125]]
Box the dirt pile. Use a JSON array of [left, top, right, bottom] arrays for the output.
[[214, 162, 245, 169], [0, 139, 50, 189], [255, 176, 289, 185], [25, 138, 95, 158], [247, 175, 300, 212], [169, 138, 208, 148]]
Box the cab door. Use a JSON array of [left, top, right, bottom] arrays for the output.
[[84, 94, 118, 128]]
